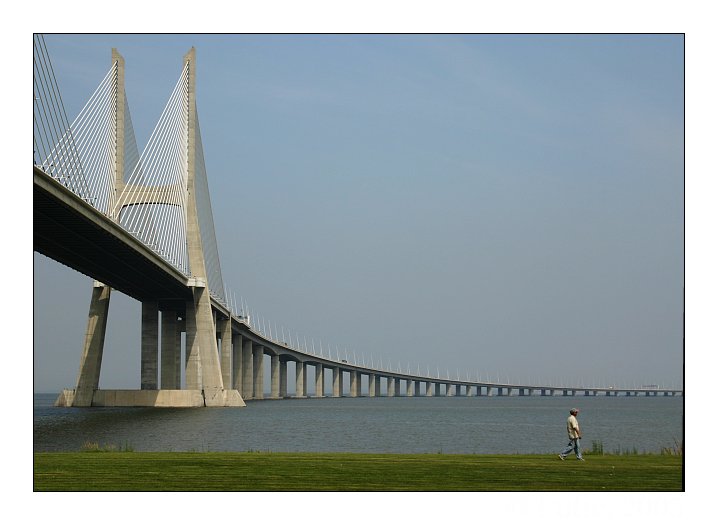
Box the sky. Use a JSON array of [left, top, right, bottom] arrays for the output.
[[33, 34, 684, 393]]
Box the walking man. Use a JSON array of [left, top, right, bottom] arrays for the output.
[[559, 408, 584, 461]]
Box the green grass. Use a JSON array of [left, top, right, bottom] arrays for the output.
[[33, 452, 683, 491]]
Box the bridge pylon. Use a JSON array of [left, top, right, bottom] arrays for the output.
[[55, 48, 244, 407]]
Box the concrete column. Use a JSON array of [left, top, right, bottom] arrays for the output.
[[253, 345, 264, 399], [333, 367, 341, 397], [141, 301, 159, 390], [71, 283, 111, 406], [220, 318, 232, 389], [241, 339, 253, 399], [315, 364, 324, 397], [161, 310, 179, 389], [369, 374, 376, 397], [232, 333, 242, 392], [270, 354, 280, 399], [447, 384, 455, 396], [467, 385, 474, 397], [407, 379, 414, 397], [184, 297, 200, 390], [394, 378, 401, 396], [375, 375, 381, 397], [426, 382, 434, 396], [356, 372, 362, 396], [296, 361, 307, 397], [350, 371, 358, 397], [388, 377, 396, 397], [279, 360, 288, 398]]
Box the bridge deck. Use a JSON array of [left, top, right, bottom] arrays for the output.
[[34, 167, 192, 303]]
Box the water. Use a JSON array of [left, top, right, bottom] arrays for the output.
[[34, 393, 683, 454]]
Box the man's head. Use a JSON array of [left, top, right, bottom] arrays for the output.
[[570, 408, 579, 416]]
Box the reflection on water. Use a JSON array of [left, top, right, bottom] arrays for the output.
[[34, 393, 683, 454]]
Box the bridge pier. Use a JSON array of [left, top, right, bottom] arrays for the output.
[[253, 345, 264, 399], [315, 364, 324, 397], [296, 361, 307, 398], [388, 377, 396, 397], [407, 379, 415, 397], [270, 354, 280, 399], [232, 333, 242, 393], [60, 282, 111, 407], [241, 339, 253, 399], [333, 367, 341, 397], [369, 374, 376, 397], [184, 296, 201, 390], [141, 301, 159, 390], [279, 359, 288, 398], [161, 309, 180, 389], [219, 318, 232, 389], [350, 371, 358, 397]]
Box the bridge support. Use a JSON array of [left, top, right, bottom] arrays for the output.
[[242, 339, 253, 399], [315, 364, 324, 397], [253, 345, 264, 399], [350, 371, 358, 397], [279, 360, 288, 398], [161, 310, 180, 389], [232, 333, 242, 393], [407, 379, 414, 397], [388, 377, 396, 397], [333, 367, 341, 397], [296, 362, 307, 397], [270, 355, 280, 399], [369, 374, 376, 397], [141, 301, 159, 389], [56, 282, 111, 407], [219, 318, 232, 388]]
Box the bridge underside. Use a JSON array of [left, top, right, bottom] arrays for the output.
[[34, 168, 191, 303]]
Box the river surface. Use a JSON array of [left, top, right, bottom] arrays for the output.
[[34, 393, 683, 454]]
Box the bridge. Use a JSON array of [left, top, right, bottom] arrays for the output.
[[33, 37, 683, 407]]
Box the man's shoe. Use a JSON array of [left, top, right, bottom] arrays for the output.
[[558, 455, 565, 460], [577, 457, 585, 461]]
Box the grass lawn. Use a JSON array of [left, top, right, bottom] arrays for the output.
[[33, 452, 683, 491]]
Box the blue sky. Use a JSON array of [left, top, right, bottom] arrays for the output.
[[33, 34, 684, 392]]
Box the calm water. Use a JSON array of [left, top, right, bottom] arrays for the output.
[[33, 393, 683, 454]]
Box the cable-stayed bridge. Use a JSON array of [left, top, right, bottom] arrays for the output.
[[33, 38, 682, 407]]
